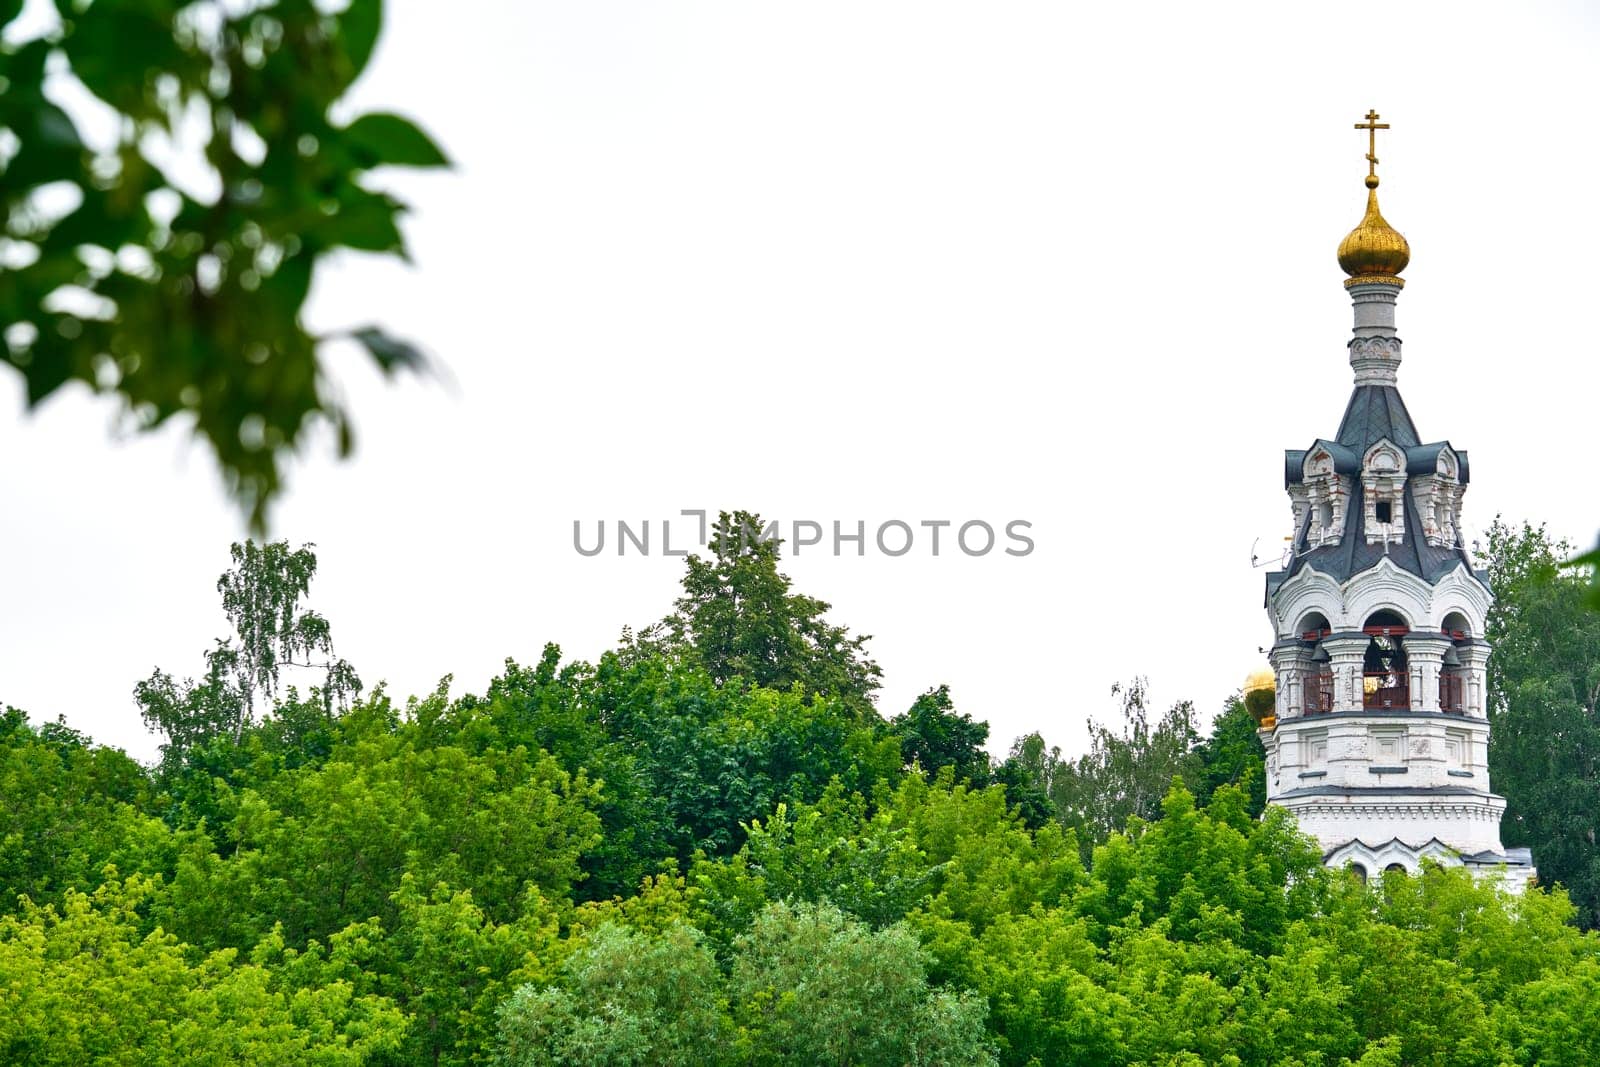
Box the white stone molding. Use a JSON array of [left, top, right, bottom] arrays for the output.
[[1302, 448, 1351, 547], [1325, 838, 1460, 878], [1402, 633, 1452, 714], [1455, 642, 1493, 720], [1272, 566, 1346, 639], [1411, 447, 1465, 548], [1424, 565, 1492, 635], [1346, 282, 1403, 386], [1271, 560, 1491, 660], [1283, 793, 1510, 856], [1269, 644, 1316, 721], [1288, 482, 1310, 540], [1340, 557, 1432, 632], [1349, 335, 1404, 386], [1361, 439, 1408, 545], [1322, 635, 1371, 714]]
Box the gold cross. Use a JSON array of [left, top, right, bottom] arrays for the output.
[[1354, 109, 1390, 178]]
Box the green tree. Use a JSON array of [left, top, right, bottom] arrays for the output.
[[494, 922, 731, 1067], [730, 901, 996, 1067], [1482, 519, 1600, 926], [1004, 679, 1203, 861], [131, 642, 242, 769], [691, 771, 1083, 949], [585, 650, 899, 862], [892, 684, 992, 785], [656, 510, 882, 714], [991, 731, 1063, 829], [0, 707, 177, 912], [363, 876, 566, 1067], [0, 0, 445, 528], [157, 714, 603, 951], [0, 874, 406, 1064], [1192, 695, 1267, 817], [136, 539, 358, 763], [452, 647, 676, 901], [216, 540, 359, 723]]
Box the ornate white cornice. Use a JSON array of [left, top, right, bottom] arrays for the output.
[[1270, 556, 1490, 638], [1349, 335, 1402, 386]]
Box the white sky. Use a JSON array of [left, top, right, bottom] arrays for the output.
[[3, 1, 1598, 764]]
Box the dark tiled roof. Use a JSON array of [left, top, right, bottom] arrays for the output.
[[1284, 478, 1474, 585], [1337, 385, 1420, 449], [1406, 442, 1472, 485], [1462, 847, 1535, 867], [1274, 383, 1475, 587], [1284, 450, 1306, 488]]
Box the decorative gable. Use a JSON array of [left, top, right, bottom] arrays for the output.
[[1362, 439, 1406, 546], [1410, 446, 1465, 548], [1302, 447, 1351, 548]]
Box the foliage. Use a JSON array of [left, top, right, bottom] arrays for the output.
[[729, 901, 996, 1067], [493, 921, 730, 1067], [5, 522, 1600, 1062], [1482, 519, 1600, 927], [495, 902, 995, 1067], [654, 510, 882, 715], [136, 539, 358, 766], [998, 678, 1203, 860], [0, 874, 407, 1064], [154, 712, 603, 951], [893, 684, 992, 785], [0, 0, 444, 528], [0, 707, 174, 913], [217, 540, 360, 722], [1192, 695, 1267, 817], [581, 642, 900, 865]]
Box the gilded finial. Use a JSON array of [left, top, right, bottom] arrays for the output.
[[1338, 109, 1409, 284], [1355, 109, 1389, 188]]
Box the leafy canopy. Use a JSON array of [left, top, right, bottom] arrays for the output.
[[8, 520, 1600, 1063], [0, 0, 446, 528], [655, 510, 882, 715], [1483, 519, 1600, 927], [135, 538, 358, 764]]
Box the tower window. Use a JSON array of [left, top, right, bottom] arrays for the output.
[[1376, 501, 1393, 523]]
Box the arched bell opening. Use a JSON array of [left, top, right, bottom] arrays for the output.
[[1362, 610, 1410, 710], [1439, 611, 1471, 714], [1299, 613, 1335, 715]]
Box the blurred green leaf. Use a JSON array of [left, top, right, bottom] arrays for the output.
[[1571, 542, 1600, 610], [343, 111, 451, 168], [1, 0, 446, 531], [351, 326, 428, 376], [320, 189, 406, 253], [63, 5, 180, 116], [338, 0, 383, 84]]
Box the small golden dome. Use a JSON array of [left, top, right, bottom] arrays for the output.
[[1243, 667, 1276, 696], [1337, 178, 1410, 279], [1243, 667, 1277, 727]]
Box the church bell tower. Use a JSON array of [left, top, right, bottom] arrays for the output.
[[1255, 113, 1535, 889]]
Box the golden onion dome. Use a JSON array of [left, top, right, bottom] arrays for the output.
[[1243, 667, 1276, 696], [1337, 175, 1410, 279]]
